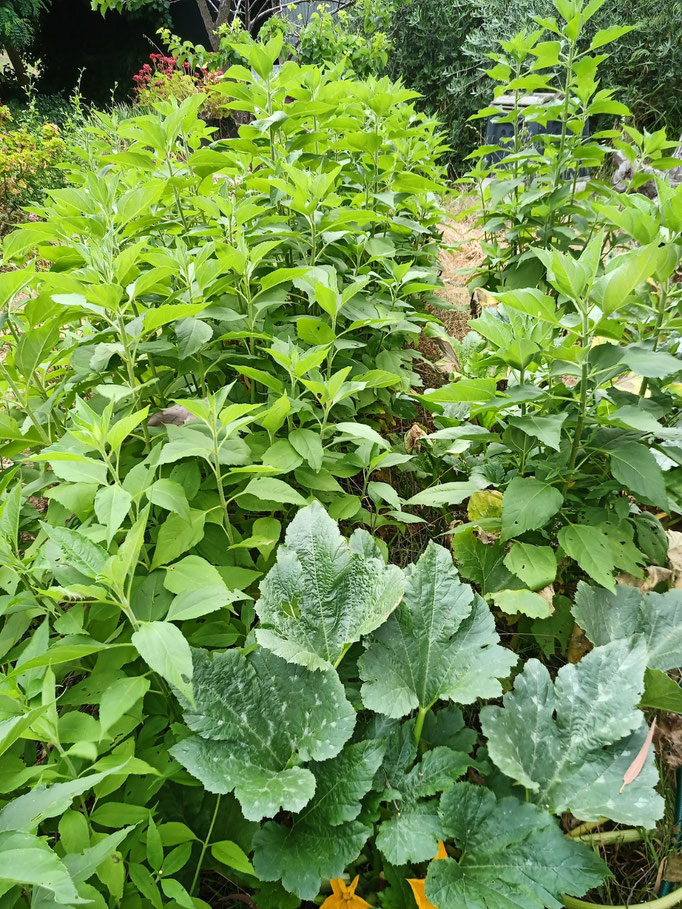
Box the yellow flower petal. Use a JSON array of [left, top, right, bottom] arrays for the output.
[[407, 842, 448, 907], [407, 878, 438, 909], [321, 876, 373, 908]]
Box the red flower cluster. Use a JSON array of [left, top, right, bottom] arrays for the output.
[[133, 53, 225, 96]]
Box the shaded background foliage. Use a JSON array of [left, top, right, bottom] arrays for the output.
[[3, 0, 682, 170]]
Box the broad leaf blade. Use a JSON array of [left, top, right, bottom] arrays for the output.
[[425, 784, 607, 909], [170, 648, 355, 821], [359, 542, 516, 716], [256, 502, 404, 670], [481, 640, 664, 826]]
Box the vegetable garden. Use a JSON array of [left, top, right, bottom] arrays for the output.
[[1, 1, 682, 907]]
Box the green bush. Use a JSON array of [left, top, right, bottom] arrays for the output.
[[384, 0, 682, 171]]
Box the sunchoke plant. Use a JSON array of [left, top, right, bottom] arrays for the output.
[[411, 0, 682, 655]]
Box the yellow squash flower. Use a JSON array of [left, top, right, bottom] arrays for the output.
[[407, 841, 448, 909], [321, 875, 372, 909]]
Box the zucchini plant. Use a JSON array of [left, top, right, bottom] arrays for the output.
[[0, 503, 668, 907]]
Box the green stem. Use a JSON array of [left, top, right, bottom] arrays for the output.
[[567, 818, 609, 838], [563, 886, 682, 909], [334, 642, 352, 669], [190, 793, 222, 897], [640, 285, 668, 397], [413, 705, 429, 746], [562, 311, 590, 496], [573, 829, 643, 846]]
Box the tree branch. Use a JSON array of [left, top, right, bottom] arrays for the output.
[[195, 0, 220, 50]]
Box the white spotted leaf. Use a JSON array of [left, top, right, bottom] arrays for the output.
[[170, 648, 355, 821], [255, 501, 405, 671]]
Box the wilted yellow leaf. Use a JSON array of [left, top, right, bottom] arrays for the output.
[[467, 489, 503, 522]]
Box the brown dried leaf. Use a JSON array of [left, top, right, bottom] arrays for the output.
[[567, 622, 592, 664], [404, 424, 427, 454], [617, 566, 673, 593], [147, 404, 197, 427]]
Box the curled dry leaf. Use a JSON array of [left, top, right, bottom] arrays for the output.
[[405, 424, 427, 454], [567, 622, 593, 664], [667, 530, 682, 588], [620, 719, 657, 793], [617, 566, 673, 593], [147, 404, 197, 427], [537, 584, 555, 607]]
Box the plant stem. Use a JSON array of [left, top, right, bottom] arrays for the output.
[[563, 886, 682, 908], [567, 818, 609, 838], [191, 793, 222, 896], [413, 705, 429, 746], [562, 310, 590, 495], [573, 829, 644, 846], [640, 285, 668, 397]]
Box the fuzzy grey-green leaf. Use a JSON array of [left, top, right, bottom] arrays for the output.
[[170, 648, 355, 821], [481, 639, 663, 826], [255, 501, 405, 670], [359, 542, 516, 716]]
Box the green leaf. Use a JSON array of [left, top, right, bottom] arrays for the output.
[[289, 428, 324, 472], [252, 740, 384, 899], [167, 585, 237, 622], [425, 784, 607, 909], [558, 524, 616, 590], [501, 478, 563, 542], [164, 555, 229, 593], [256, 502, 404, 670], [481, 639, 664, 826], [242, 477, 307, 507], [151, 509, 206, 569], [335, 421, 390, 450], [450, 529, 511, 595], [176, 317, 213, 359], [641, 668, 682, 713], [99, 676, 150, 738], [170, 648, 355, 821], [14, 323, 60, 379], [0, 768, 117, 832], [106, 407, 149, 451], [297, 316, 335, 345], [0, 707, 50, 758], [95, 485, 133, 545], [406, 478, 488, 508], [132, 621, 194, 704], [48, 456, 108, 486], [147, 478, 191, 521], [620, 344, 682, 379], [0, 831, 86, 905], [572, 582, 682, 671], [503, 543, 557, 590], [143, 302, 209, 332], [609, 442, 668, 508], [493, 589, 552, 619], [422, 378, 497, 404], [376, 744, 472, 865], [590, 25, 634, 49], [508, 414, 567, 451], [211, 840, 255, 876], [41, 524, 108, 579], [359, 542, 516, 717]]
